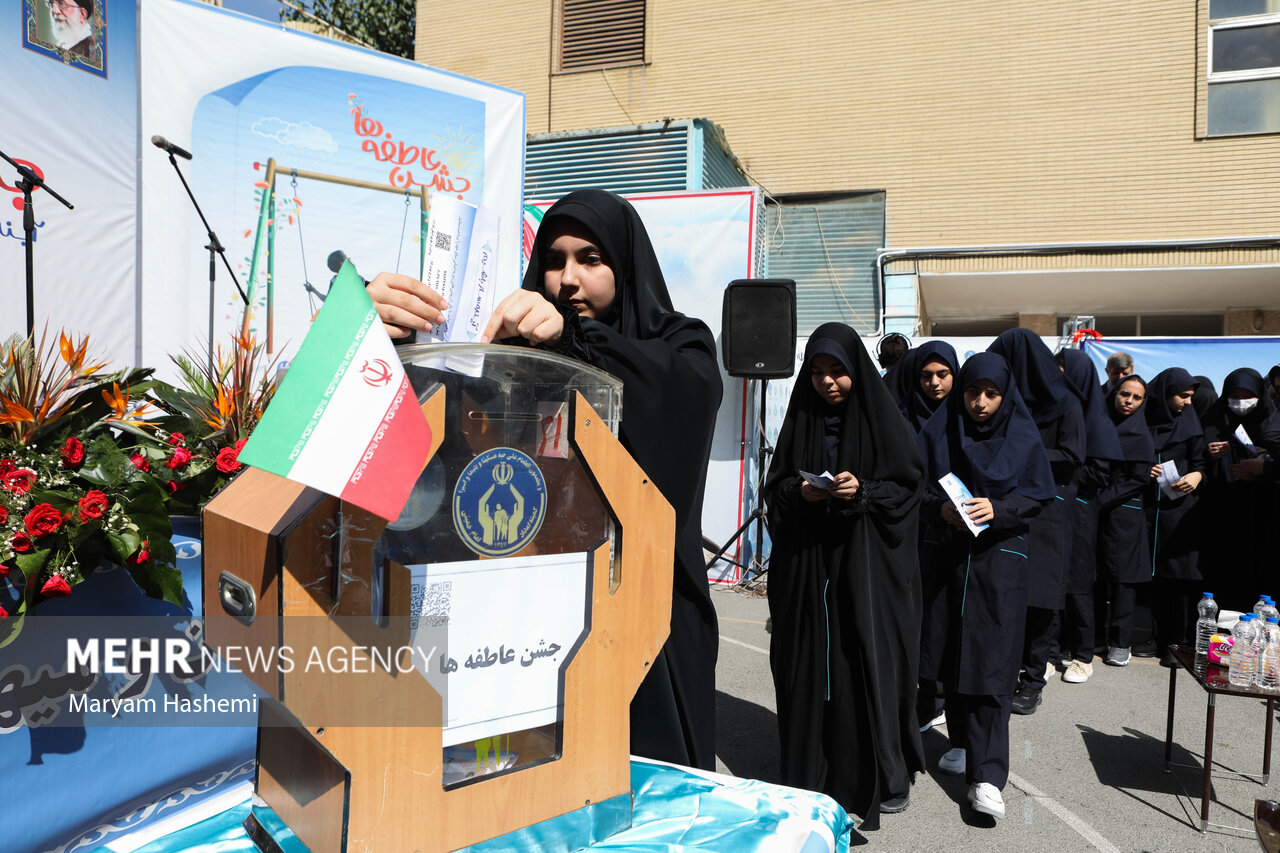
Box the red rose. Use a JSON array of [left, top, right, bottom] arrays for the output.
[[215, 446, 242, 474], [166, 447, 193, 470], [0, 459, 14, 476], [24, 503, 64, 538], [0, 603, 8, 621], [130, 453, 150, 472], [130, 539, 150, 564], [2, 468, 36, 495], [10, 532, 32, 553], [0, 562, 8, 577], [168, 432, 186, 446], [0, 505, 7, 525], [234, 438, 247, 451], [41, 574, 72, 597], [60, 436, 85, 469], [166, 480, 183, 494], [78, 490, 108, 520]]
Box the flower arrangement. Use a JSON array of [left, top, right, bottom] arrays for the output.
[[0, 330, 179, 646], [132, 331, 280, 515]]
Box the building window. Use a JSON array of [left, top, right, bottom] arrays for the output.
[[559, 0, 645, 72], [765, 193, 885, 336], [1208, 1, 1280, 134]]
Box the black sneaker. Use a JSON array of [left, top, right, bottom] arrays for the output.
[[1011, 683, 1042, 715], [1132, 639, 1159, 658], [880, 790, 910, 814]]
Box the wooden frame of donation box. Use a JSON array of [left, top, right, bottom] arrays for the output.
[[202, 347, 674, 853]]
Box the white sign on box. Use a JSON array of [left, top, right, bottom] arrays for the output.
[[407, 551, 591, 747]]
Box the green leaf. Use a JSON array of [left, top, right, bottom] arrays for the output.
[[0, 595, 29, 650], [125, 559, 184, 607], [106, 529, 142, 563], [14, 548, 53, 577]]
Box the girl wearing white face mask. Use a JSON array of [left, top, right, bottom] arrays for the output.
[[1201, 367, 1277, 608]]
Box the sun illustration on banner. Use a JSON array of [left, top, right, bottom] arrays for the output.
[[360, 358, 393, 387], [432, 126, 481, 187]]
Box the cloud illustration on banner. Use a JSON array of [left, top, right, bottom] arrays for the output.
[[251, 117, 339, 152]]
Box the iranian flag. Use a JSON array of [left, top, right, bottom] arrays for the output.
[[238, 264, 432, 521]]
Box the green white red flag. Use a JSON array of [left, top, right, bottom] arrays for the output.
[[237, 263, 431, 521]]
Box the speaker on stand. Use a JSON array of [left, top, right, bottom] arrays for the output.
[[706, 279, 796, 580]]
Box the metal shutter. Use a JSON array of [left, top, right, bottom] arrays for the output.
[[765, 193, 885, 335], [561, 0, 645, 71], [526, 123, 690, 197]]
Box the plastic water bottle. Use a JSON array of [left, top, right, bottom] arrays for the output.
[[1229, 613, 1260, 687], [1195, 592, 1219, 658], [1264, 598, 1280, 624], [1254, 595, 1272, 619], [1258, 617, 1280, 692]]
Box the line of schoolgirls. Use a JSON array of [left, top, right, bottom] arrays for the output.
[[889, 332, 1280, 821]]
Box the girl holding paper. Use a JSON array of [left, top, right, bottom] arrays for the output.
[[917, 352, 1054, 820], [1094, 376, 1156, 666], [1199, 368, 1275, 607], [1143, 368, 1208, 664], [763, 322, 925, 827]]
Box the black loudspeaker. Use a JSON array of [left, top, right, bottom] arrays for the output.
[[721, 279, 797, 378]]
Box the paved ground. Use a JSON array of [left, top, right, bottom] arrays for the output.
[[711, 584, 1275, 852]]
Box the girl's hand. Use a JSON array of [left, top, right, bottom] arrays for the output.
[[1207, 441, 1230, 459], [366, 272, 448, 338], [480, 291, 565, 345], [963, 497, 994, 525], [828, 471, 860, 501], [1228, 457, 1264, 480], [1173, 471, 1202, 493], [941, 502, 965, 530], [800, 482, 828, 502], [1150, 464, 1163, 480]]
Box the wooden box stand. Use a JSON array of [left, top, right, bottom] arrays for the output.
[[203, 384, 673, 853]]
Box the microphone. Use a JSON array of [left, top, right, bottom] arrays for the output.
[[151, 135, 193, 161]]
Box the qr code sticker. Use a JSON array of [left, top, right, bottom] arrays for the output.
[[422, 580, 452, 627], [434, 231, 452, 252], [410, 581, 425, 627]]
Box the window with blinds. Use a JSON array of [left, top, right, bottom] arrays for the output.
[[560, 0, 646, 71], [765, 193, 886, 336]]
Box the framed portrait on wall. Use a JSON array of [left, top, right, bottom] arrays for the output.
[[23, 0, 107, 78]]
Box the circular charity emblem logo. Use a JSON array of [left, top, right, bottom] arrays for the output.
[[452, 447, 547, 557]]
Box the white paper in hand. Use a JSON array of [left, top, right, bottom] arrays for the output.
[[938, 472, 988, 537], [799, 470, 835, 489], [1157, 458, 1184, 500], [1234, 423, 1259, 455]]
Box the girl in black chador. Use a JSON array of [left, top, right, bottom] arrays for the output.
[[370, 190, 724, 770], [763, 322, 925, 828], [917, 352, 1055, 821]]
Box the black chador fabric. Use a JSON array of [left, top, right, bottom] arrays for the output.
[[1191, 376, 1218, 424], [917, 352, 1055, 696], [1199, 368, 1276, 602], [1060, 350, 1123, 595], [763, 322, 925, 828], [1097, 376, 1156, 585], [521, 189, 723, 770], [1143, 368, 1207, 581], [898, 341, 959, 435], [987, 330, 1085, 610], [882, 347, 915, 407]]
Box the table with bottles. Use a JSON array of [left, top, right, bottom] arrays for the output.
[[1163, 644, 1276, 834]]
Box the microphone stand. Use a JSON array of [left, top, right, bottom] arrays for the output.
[[0, 148, 74, 337], [157, 149, 249, 373]]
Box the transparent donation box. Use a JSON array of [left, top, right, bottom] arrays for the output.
[[203, 343, 676, 853]]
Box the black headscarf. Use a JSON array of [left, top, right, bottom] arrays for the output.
[[1202, 367, 1273, 448], [521, 189, 723, 771], [1060, 349, 1124, 461], [1106, 375, 1156, 465], [882, 347, 915, 407], [987, 328, 1076, 426], [919, 352, 1056, 503], [898, 341, 959, 434], [1191, 376, 1218, 423], [1144, 368, 1203, 452]]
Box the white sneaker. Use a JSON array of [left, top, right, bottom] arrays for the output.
[[1062, 660, 1093, 683], [968, 782, 1005, 819], [938, 747, 965, 775], [1044, 661, 1056, 681], [919, 712, 946, 733]]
